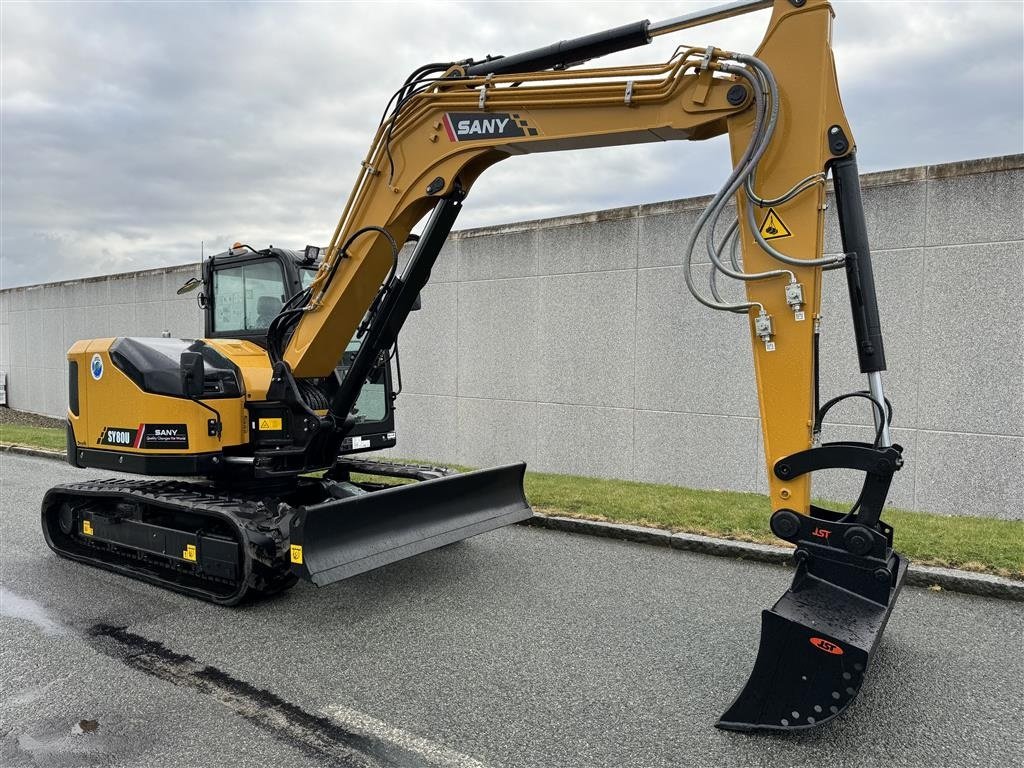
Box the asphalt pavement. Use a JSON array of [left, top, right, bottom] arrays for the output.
[[2, 452, 1022, 768]]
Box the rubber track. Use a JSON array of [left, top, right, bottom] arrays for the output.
[[43, 478, 281, 604]]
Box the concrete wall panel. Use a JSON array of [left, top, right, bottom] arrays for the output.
[[8, 310, 28, 369], [634, 410, 760, 493], [458, 229, 537, 281], [537, 271, 636, 409], [635, 266, 758, 417], [399, 282, 458, 397], [536, 216, 637, 275], [535, 403, 633, 479], [915, 241, 1024, 436], [456, 397, 536, 469], [0, 322, 11, 373], [390, 393, 457, 463], [925, 167, 1024, 246], [915, 431, 1024, 520], [456, 277, 540, 401], [132, 302, 167, 338]]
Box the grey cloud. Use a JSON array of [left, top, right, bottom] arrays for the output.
[[2, 1, 1021, 288]]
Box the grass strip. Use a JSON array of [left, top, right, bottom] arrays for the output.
[[0, 424, 66, 451], [3, 425, 1020, 579]]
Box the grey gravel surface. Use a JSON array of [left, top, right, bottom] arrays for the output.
[[2, 452, 1022, 768], [0, 408, 65, 429]]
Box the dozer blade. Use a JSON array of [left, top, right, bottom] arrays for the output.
[[717, 552, 907, 732], [290, 463, 532, 586]]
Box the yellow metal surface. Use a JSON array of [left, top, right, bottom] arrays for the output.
[[203, 338, 274, 401], [727, 0, 851, 515], [68, 339, 249, 454]]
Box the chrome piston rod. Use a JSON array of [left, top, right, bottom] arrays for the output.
[[867, 371, 892, 447], [649, 0, 774, 38]]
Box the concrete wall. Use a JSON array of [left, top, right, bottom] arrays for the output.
[[2, 155, 1022, 519]]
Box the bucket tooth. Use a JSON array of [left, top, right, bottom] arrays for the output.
[[717, 551, 907, 732], [289, 463, 532, 586]]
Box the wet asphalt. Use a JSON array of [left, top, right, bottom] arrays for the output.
[[1, 452, 1022, 768]]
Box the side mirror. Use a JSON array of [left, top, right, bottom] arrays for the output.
[[177, 276, 202, 295], [180, 351, 206, 398]]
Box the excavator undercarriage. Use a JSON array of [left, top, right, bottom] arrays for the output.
[[42, 463, 530, 604], [43, 0, 910, 733]]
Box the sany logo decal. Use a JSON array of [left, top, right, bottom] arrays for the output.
[[441, 112, 538, 142], [459, 116, 510, 134], [809, 637, 844, 655]]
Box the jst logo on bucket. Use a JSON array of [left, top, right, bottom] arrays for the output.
[[809, 637, 844, 655]]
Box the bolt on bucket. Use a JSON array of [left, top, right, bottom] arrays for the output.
[[717, 547, 907, 732], [288, 463, 532, 586]]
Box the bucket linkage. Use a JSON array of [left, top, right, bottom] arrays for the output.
[[718, 440, 906, 732]]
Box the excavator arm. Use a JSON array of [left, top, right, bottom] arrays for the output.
[[268, 0, 905, 732]]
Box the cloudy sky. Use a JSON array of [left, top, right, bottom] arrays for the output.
[[2, 0, 1022, 288]]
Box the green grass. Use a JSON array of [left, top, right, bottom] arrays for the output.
[[3, 424, 1020, 579], [0, 423, 66, 451], [523, 471, 1024, 579]]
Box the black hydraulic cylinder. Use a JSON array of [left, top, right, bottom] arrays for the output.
[[463, 20, 650, 77], [832, 154, 887, 373], [330, 191, 464, 422]]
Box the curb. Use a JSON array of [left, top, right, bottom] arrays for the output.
[[6, 443, 1021, 602], [522, 514, 1024, 602], [1, 444, 67, 460]]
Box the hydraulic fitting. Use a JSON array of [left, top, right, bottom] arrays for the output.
[[785, 280, 805, 320], [754, 309, 775, 351]]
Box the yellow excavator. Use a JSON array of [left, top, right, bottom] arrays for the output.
[[42, 0, 907, 732]]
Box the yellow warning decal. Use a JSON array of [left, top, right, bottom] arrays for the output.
[[290, 544, 303, 564], [182, 544, 197, 562], [758, 207, 792, 240], [258, 417, 283, 431], [82, 519, 93, 536]]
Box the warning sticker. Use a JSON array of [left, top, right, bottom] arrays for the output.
[[182, 544, 197, 562], [82, 519, 94, 536], [258, 417, 283, 431], [290, 544, 303, 565], [758, 207, 792, 240]]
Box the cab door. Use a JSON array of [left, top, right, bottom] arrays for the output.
[[204, 254, 292, 346]]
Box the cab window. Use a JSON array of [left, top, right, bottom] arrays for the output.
[[339, 338, 388, 424], [300, 266, 319, 290], [212, 260, 287, 333]]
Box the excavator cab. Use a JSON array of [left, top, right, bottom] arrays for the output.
[[186, 244, 400, 456]]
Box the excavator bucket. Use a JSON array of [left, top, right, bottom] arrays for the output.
[[718, 543, 907, 732], [289, 463, 532, 586]]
